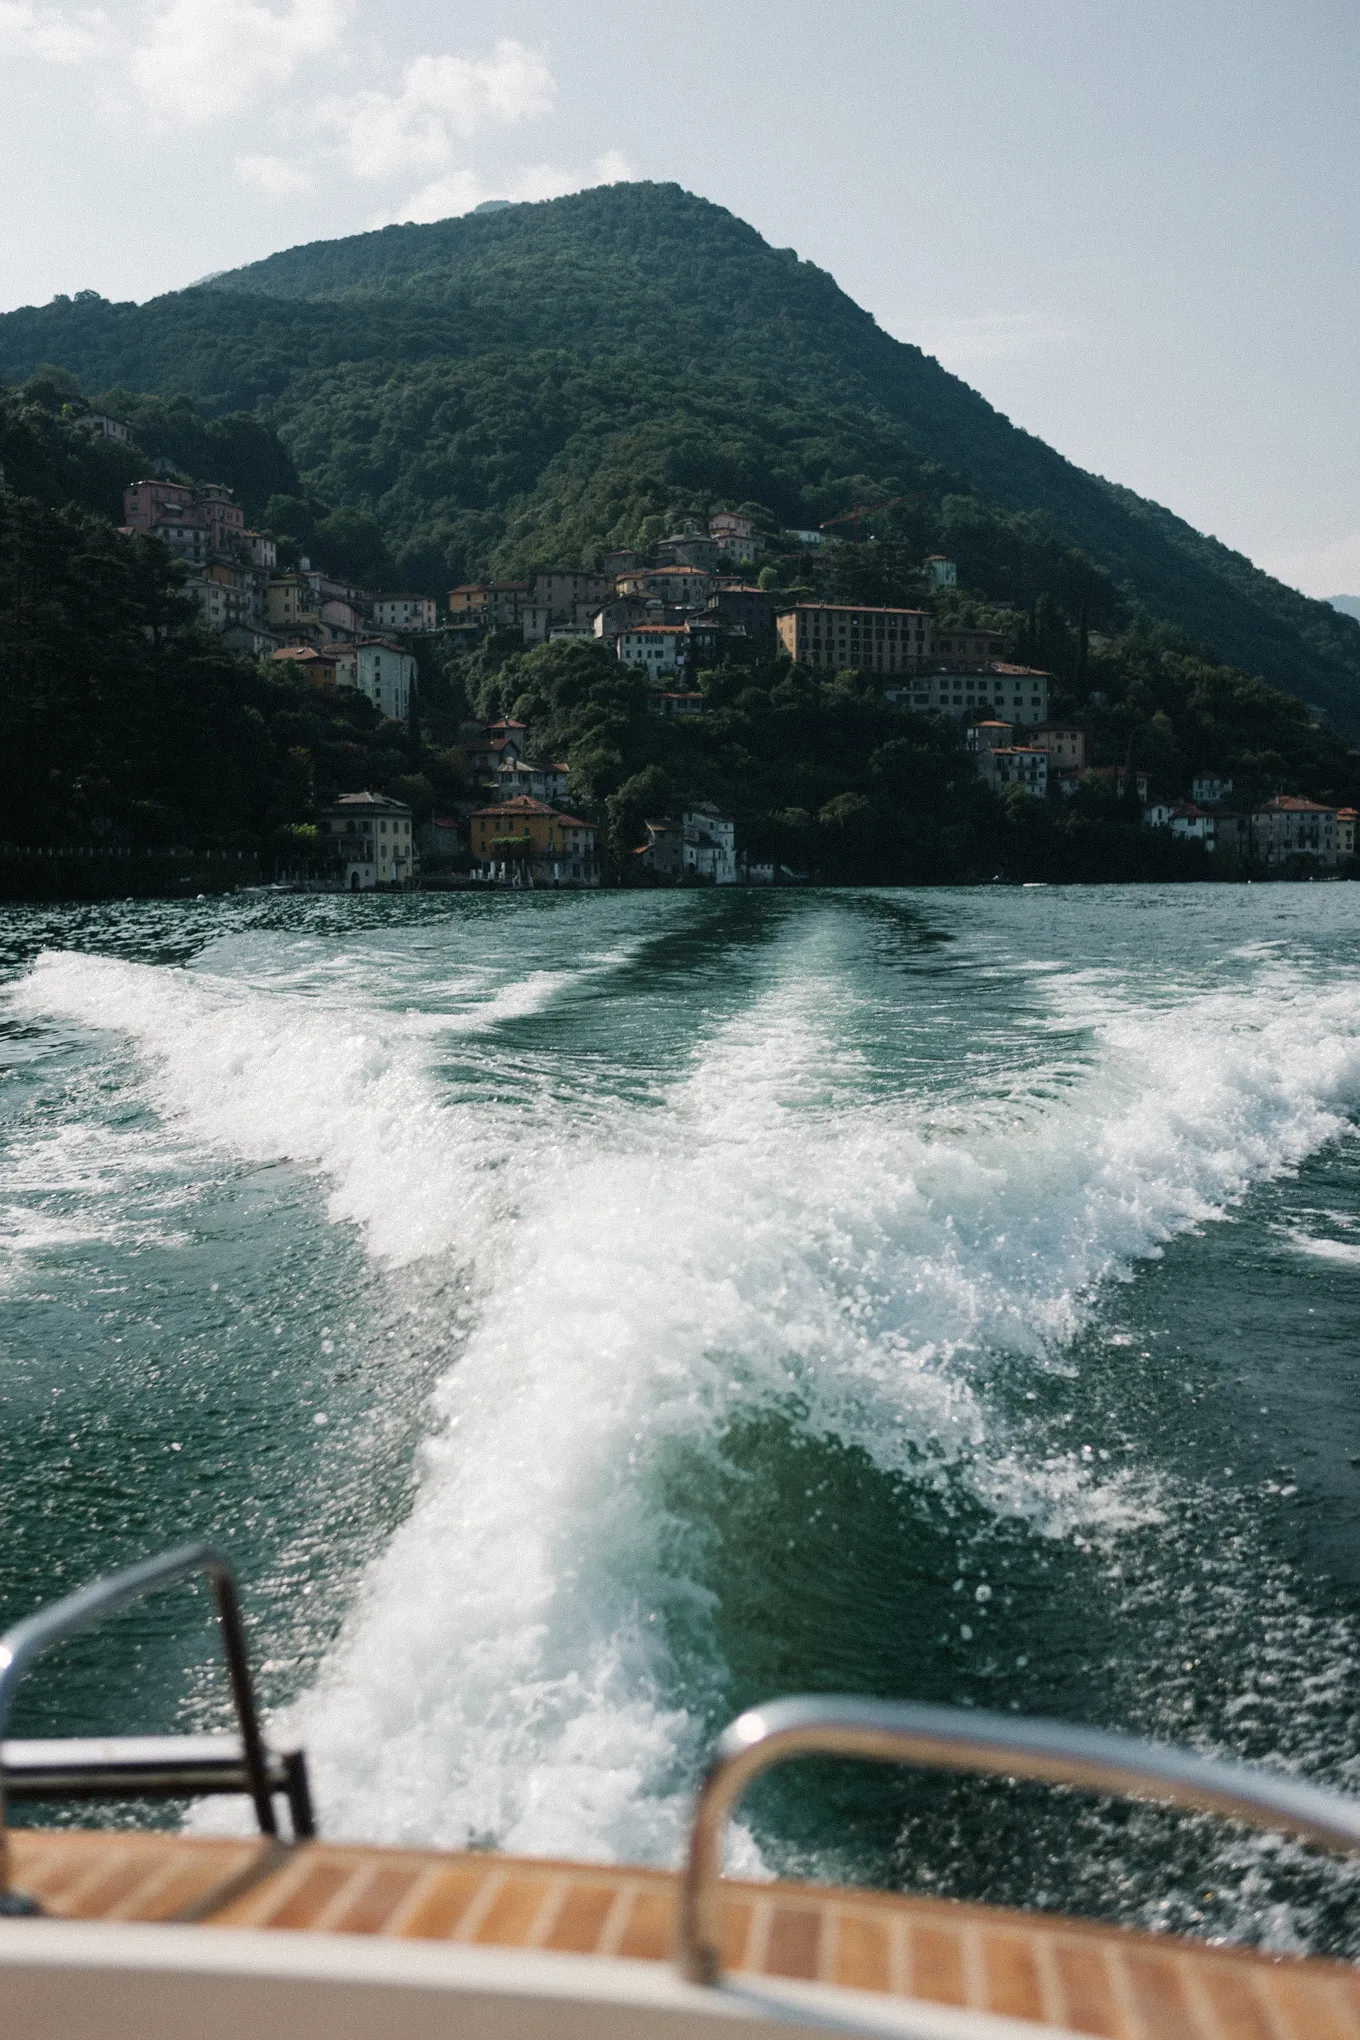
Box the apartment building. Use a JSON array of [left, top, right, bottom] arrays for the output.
[[978, 746, 1049, 797], [469, 797, 600, 886], [709, 510, 758, 565], [933, 625, 1005, 666], [886, 665, 1051, 722], [373, 594, 438, 632], [1251, 796, 1340, 867], [618, 624, 686, 675], [1022, 724, 1087, 770], [775, 604, 933, 673], [614, 565, 716, 608], [355, 638, 416, 719], [319, 791, 416, 890]]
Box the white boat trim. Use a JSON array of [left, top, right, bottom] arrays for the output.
[[0, 1918, 1083, 2040]]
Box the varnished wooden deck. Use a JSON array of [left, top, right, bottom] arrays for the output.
[[10, 1828, 1360, 2040]]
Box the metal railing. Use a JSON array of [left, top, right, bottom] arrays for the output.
[[676, 1694, 1360, 1985], [0, 1542, 313, 1915]]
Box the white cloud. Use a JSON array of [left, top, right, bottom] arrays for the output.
[[322, 39, 555, 181], [0, 0, 106, 63], [397, 151, 634, 227], [130, 0, 351, 124], [235, 150, 316, 196], [1261, 532, 1360, 603]]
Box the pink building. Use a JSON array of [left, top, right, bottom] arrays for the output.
[[122, 479, 245, 563]]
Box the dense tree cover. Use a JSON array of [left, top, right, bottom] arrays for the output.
[[3, 185, 1359, 725], [0, 380, 396, 592], [0, 490, 416, 854], [426, 635, 1197, 886], [0, 377, 143, 522], [94, 389, 302, 522], [0, 379, 300, 526]]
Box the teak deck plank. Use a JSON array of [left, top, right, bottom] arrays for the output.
[[9, 1827, 1360, 2040]]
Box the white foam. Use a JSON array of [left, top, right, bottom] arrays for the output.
[[1286, 1231, 1360, 1265], [15, 918, 1360, 1865]]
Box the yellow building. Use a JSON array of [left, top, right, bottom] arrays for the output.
[[449, 584, 489, 623], [469, 797, 599, 886], [266, 574, 320, 631], [775, 604, 932, 674]]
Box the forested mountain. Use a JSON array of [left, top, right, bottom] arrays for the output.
[[3, 183, 1359, 727]]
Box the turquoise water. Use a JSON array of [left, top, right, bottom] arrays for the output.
[[5, 886, 1360, 1950]]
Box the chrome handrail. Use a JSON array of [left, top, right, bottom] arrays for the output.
[[0, 1542, 278, 1912], [677, 1694, 1360, 1985]]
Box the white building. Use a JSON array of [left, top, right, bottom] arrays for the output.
[[709, 510, 758, 565], [618, 625, 686, 675], [1170, 802, 1215, 845], [373, 594, 438, 632], [320, 791, 416, 890], [1191, 774, 1233, 805], [78, 411, 130, 443], [496, 757, 570, 804], [683, 806, 737, 884], [885, 665, 1050, 723], [924, 554, 957, 588], [354, 638, 415, 719]]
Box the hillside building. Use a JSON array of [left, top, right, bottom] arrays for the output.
[[924, 555, 957, 588], [635, 807, 736, 882], [886, 665, 1051, 722], [618, 624, 686, 675], [469, 797, 599, 886], [123, 478, 246, 566], [1169, 803, 1215, 845], [495, 756, 570, 804], [530, 569, 610, 630], [776, 603, 933, 673], [354, 638, 415, 719], [683, 805, 737, 884], [702, 584, 779, 652], [78, 411, 130, 443], [373, 594, 438, 632], [1022, 724, 1087, 770], [319, 791, 416, 890], [614, 564, 716, 608], [933, 626, 1006, 667], [966, 721, 1016, 757], [1251, 796, 1339, 867], [656, 527, 719, 572], [708, 510, 758, 565], [977, 746, 1049, 798]]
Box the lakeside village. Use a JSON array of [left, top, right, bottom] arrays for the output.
[[122, 468, 1357, 890]]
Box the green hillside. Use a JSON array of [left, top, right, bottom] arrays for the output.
[[3, 181, 1359, 726]]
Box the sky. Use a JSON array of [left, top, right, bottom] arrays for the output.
[[2, 0, 1357, 599]]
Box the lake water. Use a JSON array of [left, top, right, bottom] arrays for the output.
[[5, 884, 1360, 1952]]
